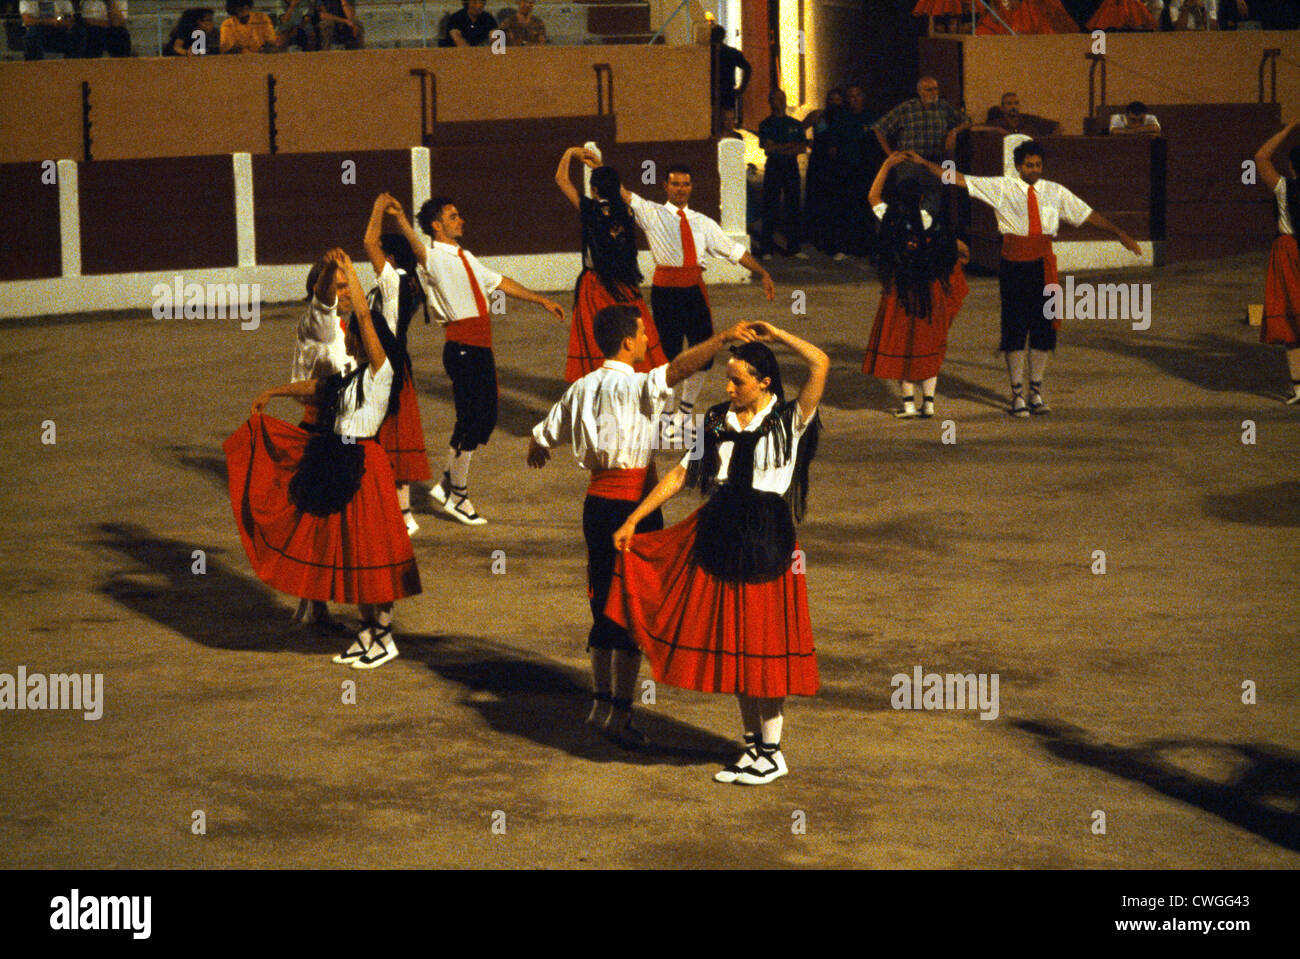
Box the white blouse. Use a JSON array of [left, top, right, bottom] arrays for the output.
[[334, 362, 394, 439], [291, 294, 351, 384], [681, 395, 815, 495], [1277, 179, 1294, 236], [872, 201, 933, 231]]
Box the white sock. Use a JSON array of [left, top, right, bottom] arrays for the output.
[[397, 484, 410, 510], [1005, 350, 1027, 392], [760, 713, 783, 748], [447, 448, 472, 490], [1028, 349, 1050, 390]]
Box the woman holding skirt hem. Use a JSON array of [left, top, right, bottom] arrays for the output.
[[607, 322, 829, 785]]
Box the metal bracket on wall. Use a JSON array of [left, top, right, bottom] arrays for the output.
[[81, 81, 93, 162], [410, 69, 436, 143], [267, 74, 278, 154], [594, 64, 613, 117], [1259, 49, 1279, 104], [1085, 53, 1106, 121]]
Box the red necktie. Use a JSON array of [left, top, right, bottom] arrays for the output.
[[1026, 185, 1042, 237], [457, 247, 489, 318], [678, 209, 698, 268]]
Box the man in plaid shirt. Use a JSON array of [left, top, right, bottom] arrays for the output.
[[874, 76, 971, 216]]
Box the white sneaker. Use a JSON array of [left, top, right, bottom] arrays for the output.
[[1285, 389, 1300, 406], [444, 492, 487, 526], [332, 629, 372, 664], [832, 252, 848, 262], [734, 748, 788, 785], [714, 742, 759, 783], [893, 400, 919, 419], [430, 472, 452, 507], [793, 251, 810, 260], [403, 510, 420, 536]]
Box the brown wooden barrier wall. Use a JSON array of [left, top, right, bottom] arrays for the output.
[[2, 163, 62, 282], [78, 156, 239, 275]]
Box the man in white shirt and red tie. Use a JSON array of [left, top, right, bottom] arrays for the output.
[[909, 141, 1140, 415], [619, 164, 775, 441], [527, 304, 758, 746], [401, 196, 565, 525]]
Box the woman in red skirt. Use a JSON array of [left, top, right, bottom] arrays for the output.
[[1255, 121, 1300, 404], [1086, 0, 1157, 29], [863, 151, 969, 419], [1009, 0, 1079, 32], [225, 252, 421, 669], [554, 145, 666, 381], [912, 0, 970, 33], [607, 322, 829, 785], [363, 192, 434, 535]]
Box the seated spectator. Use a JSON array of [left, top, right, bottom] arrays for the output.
[[20, 0, 87, 59], [165, 7, 217, 55], [318, 0, 364, 49], [82, 0, 131, 56], [499, 0, 546, 45], [277, 0, 320, 50], [440, 0, 497, 46], [980, 92, 1060, 137], [220, 0, 282, 53], [1109, 101, 1161, 135]]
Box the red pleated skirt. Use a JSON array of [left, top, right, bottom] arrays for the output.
[[224, 414, 422, 604], [565, 271, 668, 382], [1010, 0, 1079, 33], [1086, 0, 1156, 29], [912, 0, 968, 15], [863, 264, 967, 381], [1263, 234, 1300, 346], [376, 365, 433, 482], [604, 508, 819, 698], [976, 11, 1012, 33]]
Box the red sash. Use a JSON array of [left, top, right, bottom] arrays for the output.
[[652, 265, 706, 288], [587, 464, 658, 503], [444, 314, 492, 349], [1001, 233, 1058, 288]]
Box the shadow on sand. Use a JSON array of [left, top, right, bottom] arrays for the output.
[[91, 522, 735, 766], [1016, 719, 1300, 852]]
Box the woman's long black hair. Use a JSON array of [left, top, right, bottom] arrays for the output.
[[685, 341, 821, 522], [361, 232, 428, 417], [581, 166, 642, 299], [873, 177, 959, 320]]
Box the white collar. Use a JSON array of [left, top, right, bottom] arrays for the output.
[[433, 240, 464, 255], [725, 393, 778, 431], [601, 359, 634, 374], [668, 202, 690, 215]]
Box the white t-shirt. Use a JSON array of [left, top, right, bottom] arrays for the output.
[[532, 362, 674, 471], [80, 1, 128, 20], [19, 1, 76, 19], [335, 362, 394, 439], [681, 395, 815, 496], [1110, 112, 1160, 132]]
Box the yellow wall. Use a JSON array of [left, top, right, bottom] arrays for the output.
[[956, 32, 1299, 134], [0, 44, 711, 163]]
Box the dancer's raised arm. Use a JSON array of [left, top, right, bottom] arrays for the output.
[[1256, 121, 1300, 192], [363, 192, 392, 275], [749, 322, 829, 422]]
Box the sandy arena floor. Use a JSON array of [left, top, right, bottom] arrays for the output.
[[1, 250, 1296, 868]]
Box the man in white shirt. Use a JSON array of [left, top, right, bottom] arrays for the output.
[[528, 305, 757, 747], [909, 141, 1140, 415], [398, 196, 565, 526], [620, 163, 775, 443], [1109, 102, 1161, 136]]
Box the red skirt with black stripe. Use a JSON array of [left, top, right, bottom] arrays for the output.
[[1263, 234, 1300, 346], [1010, 0, 1079, 33], [565, 270, 668, 382], [376, 362, 433, 482], [224, 414, 422, 604], [604, 508, 819, 697], [862, 264, 967, 381]]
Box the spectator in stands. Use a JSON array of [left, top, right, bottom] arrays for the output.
[[711, 25, 751, 127], [20, 0, 87, 59], [980, 93, 1060, 137], [499, 0, 546, 44], [82, 0, 131, 56], [758, 88, 808, 260], [1087, 0, 1157, 28], [441, 0, 497, 46], [1010, 0, 1080, 30], [318, 0, 363, 48], [220, 0, 282, 52], [278, 0, 321, 50], [166, 7, 216, 54], [1109, 101, 1161, 135], [874, 76, 970, 217]]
